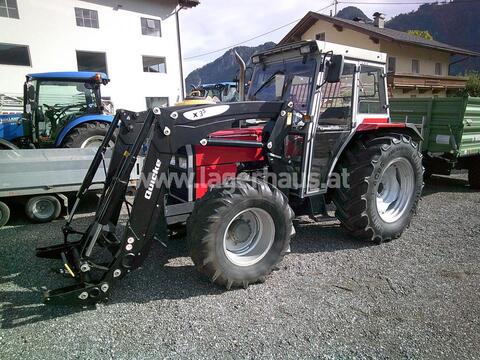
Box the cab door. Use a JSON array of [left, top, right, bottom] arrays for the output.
[[303, 61, 357, 195]]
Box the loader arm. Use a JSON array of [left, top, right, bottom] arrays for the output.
[[37, 101, 290, 305]]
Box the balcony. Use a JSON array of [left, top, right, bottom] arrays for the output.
[[387, 72, 467, 94]]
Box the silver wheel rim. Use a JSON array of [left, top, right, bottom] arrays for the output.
[[375, 157, 415, 223], [32, 199, 55, 220], [80, 136, 113, 149], [223, 208, 275, 267]]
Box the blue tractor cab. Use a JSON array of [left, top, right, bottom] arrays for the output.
[[0, 71, 114, 149]]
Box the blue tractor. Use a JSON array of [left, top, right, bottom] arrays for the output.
[[0, 72, 114, 149]]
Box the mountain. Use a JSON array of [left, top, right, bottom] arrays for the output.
[[185, 42, 276, 89], [336, 6, 370, 22], [386, 0, 480, 74]]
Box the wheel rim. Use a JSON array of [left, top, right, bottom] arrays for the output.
[[375, 157, 415, 223], [33, 199, 55, 220], [223, 208, 275, 267], [80, 136, 113, 149]]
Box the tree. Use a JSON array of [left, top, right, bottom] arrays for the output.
[[407, 30, 434, 40], [459, 72, 480, 97]]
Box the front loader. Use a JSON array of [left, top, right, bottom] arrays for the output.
[[37, 41, 424, 305]]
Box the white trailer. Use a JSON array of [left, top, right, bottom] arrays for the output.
[[0, 148, 142, 227]]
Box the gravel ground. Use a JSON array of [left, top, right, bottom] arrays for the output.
[[1, 174, 479, 359]]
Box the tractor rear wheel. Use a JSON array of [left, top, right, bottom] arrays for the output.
[[62, 121, 114, 148], [187, 178, 294, 289], [332, 133, 423, 243], [468, 161, 480, 189]]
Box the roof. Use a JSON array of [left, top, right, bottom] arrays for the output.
[[254, 40, 387, 64], [279, 11, 480, 57], [27, 72, 109, 82]]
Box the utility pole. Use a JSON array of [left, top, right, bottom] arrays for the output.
[[334, 0, 338, 16]]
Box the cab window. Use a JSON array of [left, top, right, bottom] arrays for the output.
[[317, 62, 356, 127], [358, 65, 387, 114]]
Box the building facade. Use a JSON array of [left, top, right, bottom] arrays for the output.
[[280, 12, 478, 98], [0, 0, 198, 112]]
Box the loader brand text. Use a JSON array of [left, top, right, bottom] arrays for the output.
[[145, 159, 161, 200]]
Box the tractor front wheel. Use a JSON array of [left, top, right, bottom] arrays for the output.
[[333, 133, 424, 243], [187, 178, 294, 289], [62, 121, 114, 148]]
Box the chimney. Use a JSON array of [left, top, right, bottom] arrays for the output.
[[373, 12, 385, 28]]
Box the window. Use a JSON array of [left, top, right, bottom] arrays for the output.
[[358, 65, 387, 114], [318, 63, 356, 126], [141, 17, 161, 37], [435, 62, 442, 75], [387, 57, 396, 73], [75, 7, 99, 28], [0, 0, 18, 18], [76, 51, 107, 74], [315, 32, 326, 41], [0, 43, 30, 66], [37, 81, 100, 137], [146, 97, 169, 108], [411, 59, 420, 74], [143, 56, 166, 73]]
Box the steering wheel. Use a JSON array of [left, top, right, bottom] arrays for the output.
[[43, 103, 86, 121]]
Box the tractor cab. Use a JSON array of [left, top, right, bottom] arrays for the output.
[[188, 82, 239, 102], [22, 72, 111, 148], [243, 40, 389, 195]]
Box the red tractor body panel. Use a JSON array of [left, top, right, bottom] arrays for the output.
[[194, 127, 265, 199]]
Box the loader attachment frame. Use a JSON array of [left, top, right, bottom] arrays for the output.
[[37, 101, 291, 305]]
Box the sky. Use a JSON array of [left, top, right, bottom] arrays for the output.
[[179, 0, 425, 76]]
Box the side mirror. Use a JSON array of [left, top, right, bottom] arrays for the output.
[[27, 83, 35, 101], [326, 55, 344, 83]]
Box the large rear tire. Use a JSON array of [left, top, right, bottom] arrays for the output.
[[62, 121, 114, 148], [468, 159, 480, 189], [187, 178, 294, 289], [332, 133, 423, 243]]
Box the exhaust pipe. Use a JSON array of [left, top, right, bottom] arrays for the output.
[[234, 50, 246, 101]]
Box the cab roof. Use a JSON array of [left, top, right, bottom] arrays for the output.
[[27, 71, 109, 82]]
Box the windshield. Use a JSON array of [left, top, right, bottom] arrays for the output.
[[34, 80, 100, 140], [247, 56, 317, 112]]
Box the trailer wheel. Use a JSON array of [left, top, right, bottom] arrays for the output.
[[0, 201, 10, 227], [25, 195, 61, 223], [468, 162, 480, 189], [187, 178, 294, 289], [62, 121, 114, 149], [332, 134, 423, 243]]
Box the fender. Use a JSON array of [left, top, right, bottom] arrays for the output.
[[0, 138, 19, 149], [55, 114, 114, 147], [325, 122, 423, 189]]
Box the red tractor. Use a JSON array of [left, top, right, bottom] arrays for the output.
[[37, 40, 423, 305]]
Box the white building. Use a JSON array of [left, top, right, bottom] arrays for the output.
[[0, 0, 199, 112]]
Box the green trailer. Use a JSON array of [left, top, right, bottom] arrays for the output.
[[390, 96, 480, 188]]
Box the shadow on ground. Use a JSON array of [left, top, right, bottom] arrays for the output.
[[0, 214, 363, 329], [422, 173, 477, 196]]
